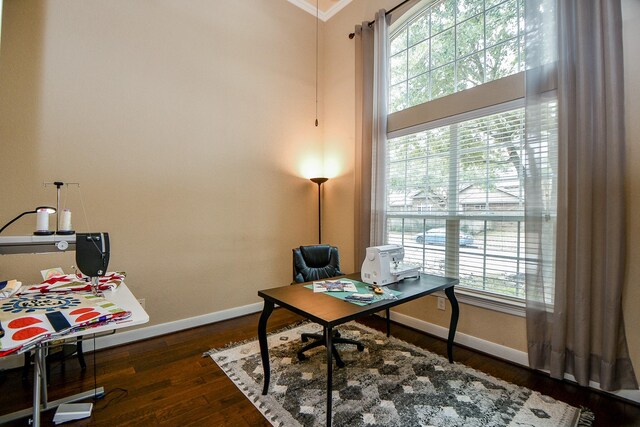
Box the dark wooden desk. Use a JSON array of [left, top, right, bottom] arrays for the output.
[[257, 273, 459, 426]]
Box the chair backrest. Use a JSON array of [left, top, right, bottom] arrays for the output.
[[292, 245, 344, 283]]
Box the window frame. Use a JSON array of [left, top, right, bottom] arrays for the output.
[[388, 0, 525, 115], [386, 100, 529, 307], [383, 0, 534, 313]]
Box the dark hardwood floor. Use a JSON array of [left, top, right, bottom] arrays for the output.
[[1, 309, 638, 426]]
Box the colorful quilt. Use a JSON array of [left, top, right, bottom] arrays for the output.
[[0, 293, 130, 356], [20, 272, 126, 294]]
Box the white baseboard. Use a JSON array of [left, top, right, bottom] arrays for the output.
[[81, 302, 265, 353], [3, 301, 638, 405], [388, 311, 530, 366], [388, 311, 640, 404], [558, 373, 640, 403]]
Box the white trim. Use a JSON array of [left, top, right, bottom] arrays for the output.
[[286, 0, 352, 22], [80, 302, 264, 353], [388, 97, 525, 139], [453, 289, 526, 317], [426, 290, 525, 317], [4, 299, 636, 404], [323, 0, 352, 20], [389, 310, 530, 366], [559, 373, 640, 404]]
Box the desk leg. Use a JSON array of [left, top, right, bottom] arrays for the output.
[[258, 300, 274, 395], [386, 308, 391, 337], [445, 287, 459, 363], [0, 344, 104, 426], [325, 326, 333, 427]]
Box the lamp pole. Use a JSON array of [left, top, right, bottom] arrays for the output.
[[310, 177, 328, 244]]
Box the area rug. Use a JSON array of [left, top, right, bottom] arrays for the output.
[[205, 322, 593, 427]]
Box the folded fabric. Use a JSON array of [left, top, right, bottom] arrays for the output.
[[0, 280, 22, 299], [0, 292, 130, 356], [20, 272, 126, 294]]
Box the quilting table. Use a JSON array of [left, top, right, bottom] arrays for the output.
[[0, 283, 149, 426]]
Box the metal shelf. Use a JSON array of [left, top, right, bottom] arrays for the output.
[[0, 235, 76, 255]]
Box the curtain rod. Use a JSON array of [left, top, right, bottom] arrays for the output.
[[348, 0, 412, 39]]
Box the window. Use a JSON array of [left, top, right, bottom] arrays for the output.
[[383, 0, 557, 302], [389, 0, 524, 113]]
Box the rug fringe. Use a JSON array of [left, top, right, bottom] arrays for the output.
[[201, 320, 311, 358], [577, 406, 595, 426]]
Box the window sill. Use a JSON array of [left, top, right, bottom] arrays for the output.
[[435, 287, 526, 317]]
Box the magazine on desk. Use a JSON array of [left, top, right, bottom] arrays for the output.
[[312, 279, 358, 293]]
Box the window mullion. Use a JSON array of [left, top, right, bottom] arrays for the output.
[[445, 123, 459, 278]]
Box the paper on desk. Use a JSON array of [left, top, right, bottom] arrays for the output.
[[312, 280, 358, 293]]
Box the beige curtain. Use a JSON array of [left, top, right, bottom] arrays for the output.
[[526, 0, 638, 391], [354, 10, 389, 266], [354, 20, 374, 269]]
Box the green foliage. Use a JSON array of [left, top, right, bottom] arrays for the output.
[[388, 0, 523, 114]]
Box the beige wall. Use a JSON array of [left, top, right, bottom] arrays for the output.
[[322, 0, 640, 382], [0, 0, 637, 383], [0, 0, 325, 325]]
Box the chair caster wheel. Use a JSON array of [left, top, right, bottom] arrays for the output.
[[297, 352, 307, 361], [357, 345, 365, 352], [336, 360, 346, 368]]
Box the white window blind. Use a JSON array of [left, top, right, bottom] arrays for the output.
[[386, 100, 556, 298]]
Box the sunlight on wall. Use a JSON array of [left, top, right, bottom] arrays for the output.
[[299, 155, 343, 179], [324, 155, 342, 179], [299, 156, 324, 179]]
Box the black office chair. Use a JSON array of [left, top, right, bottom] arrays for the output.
[[292, 245, 365, 368]]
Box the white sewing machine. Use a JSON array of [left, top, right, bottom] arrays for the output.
[[361, 244, 421, 286]]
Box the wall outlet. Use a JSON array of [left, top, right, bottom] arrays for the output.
[[138, 298, 146, 309], [437, 296, 446, 311]]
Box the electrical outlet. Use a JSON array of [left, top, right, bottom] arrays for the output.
[[437, 297, 445, 311], [138, 298, 146, 309]]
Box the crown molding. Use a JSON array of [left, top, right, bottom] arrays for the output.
[[287, 0, 352, 22]]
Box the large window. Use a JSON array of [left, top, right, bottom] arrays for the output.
[[384, 0, 556, 301], [389, 0, 524, 113], [387, 104, 527, 298]]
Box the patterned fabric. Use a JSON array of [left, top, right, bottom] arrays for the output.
[[21, 272, 126, 294], [208, 322, 590, 427], [0, 293, 130, 356]]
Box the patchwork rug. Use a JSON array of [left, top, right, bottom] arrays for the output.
[[206, 322, 593, 427]]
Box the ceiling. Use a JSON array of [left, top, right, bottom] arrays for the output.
[[287, 0, 353, 21]]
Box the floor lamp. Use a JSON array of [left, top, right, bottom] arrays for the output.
[[310, 177, 328, 244]]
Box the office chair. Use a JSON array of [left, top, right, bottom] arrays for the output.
[[292, 245, 365, 368]]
